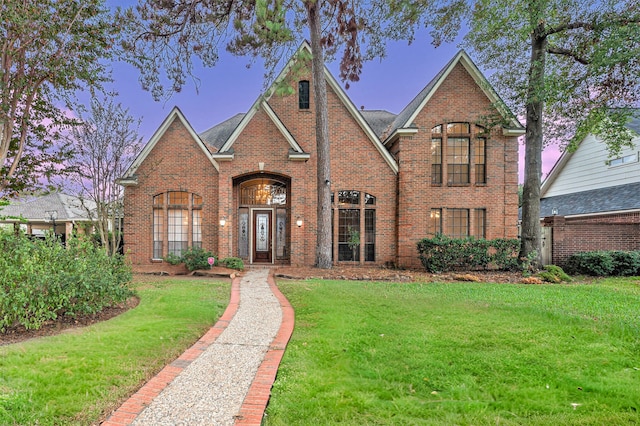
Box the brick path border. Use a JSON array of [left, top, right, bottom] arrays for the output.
[[234, 270, 295, 425], [101, 275, 242, 426], [102, 270, 294, 426]]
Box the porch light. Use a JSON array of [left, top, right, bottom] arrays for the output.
[[220, 216, 227, 227], [551, 208, 558, 216], [296, 217, 303, 228]]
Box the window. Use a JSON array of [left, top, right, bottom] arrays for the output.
[[474, 208, 486, 238], [152, 191, 203, 259], [338, 190, 360, 205], [447, 122, 470, 134], [192, 210, 202, 249], [609, 153, 637, 167], [433, 122, 491, 185], [153, 209, 164, 259], [430, 208, 442, 235], [338, 209, 360, 261], [431, 137, 442, 184], [298, 80, 310, 109], [447, 208, 469, 238], [447, 137, 470, 184], [364, 210, 375, 262], [475, 137, 486, 184], [333, 190, 376, 262], [168, 209, 188, 256], [240, 179, 287, 205]]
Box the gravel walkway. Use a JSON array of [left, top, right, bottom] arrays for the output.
[[107, 269, 283, 426]]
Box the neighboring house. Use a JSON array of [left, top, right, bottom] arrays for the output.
[[540, 111, 640, 265], [0, 192, 96, 243], [119, 42, 523, 269]]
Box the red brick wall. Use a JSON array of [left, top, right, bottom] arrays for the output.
[[123, 115, 219, 265], [123, 60, 518, 269], [218, 67, 398, 266], [395, 62, 519, 268], [544, 213, 640, 265]]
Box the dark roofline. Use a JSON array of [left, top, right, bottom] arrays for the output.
[[539, 181, 640, 218]]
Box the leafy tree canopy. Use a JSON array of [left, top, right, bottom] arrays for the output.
[[0, 0, 116, 198], [391, 0, 640, 262], [394, 0, 640, 153], [117, 0, 403, 99]]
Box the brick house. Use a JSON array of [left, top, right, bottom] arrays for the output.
[[539, 111, 640, 265], [119, 43, 523, 269]]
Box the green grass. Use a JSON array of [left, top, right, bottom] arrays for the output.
[[0, 276, 229, 426], [265, 277, 640, 425]]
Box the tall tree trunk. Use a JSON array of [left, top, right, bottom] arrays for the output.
[[520, 28, 547, 267], [306, 0, 333, 269]]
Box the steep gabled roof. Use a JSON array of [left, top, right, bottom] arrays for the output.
[[213, 99, 308, 161], [212, 41, 399, 173], [361, 110, 398, 138], [120, 107, 220, 184], [0, 193, 95, 221], [200, 113, 245, 151], [384, 50, 524, 143]]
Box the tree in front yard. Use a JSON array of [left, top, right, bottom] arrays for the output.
[[391, 0, 640, 266], [67, 97, 142, 256], [117, 0, 403, 268], [0, 0, 115, 197]]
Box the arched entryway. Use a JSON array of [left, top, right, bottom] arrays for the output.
[[234, 174, 291, 264]]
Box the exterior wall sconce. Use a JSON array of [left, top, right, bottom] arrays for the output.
[[220, 216, 227, 227], [296, 217, 303, 228], [551, 208, 558, 216]]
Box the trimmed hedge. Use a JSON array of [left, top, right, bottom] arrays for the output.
[[417, 235, 520, 273], [0, 231, 133, 332], [564, 250, 640, 276]]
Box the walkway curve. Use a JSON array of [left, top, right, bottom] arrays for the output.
[[102, 269, 294, 426]]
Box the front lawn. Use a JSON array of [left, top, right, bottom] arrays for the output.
[[0, 276, 229, 426], [266, 277, 640, 425]]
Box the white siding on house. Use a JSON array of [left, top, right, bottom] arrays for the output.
[[543, 134, 640, 198]]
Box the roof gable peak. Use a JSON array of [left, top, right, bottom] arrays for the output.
[[385, 50, 524, 142], [121, 107, 220, 184]]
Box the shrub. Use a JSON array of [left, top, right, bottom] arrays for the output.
[[564, 250, 640, 276], [563, 251, 615, 276], [220, 257, 244, 271], [163, 252, 182, 265], [180, 247, 216, 271], [609, 250, 640, 276], [416, 235, 519, 273], [537, 265, 572, 283], [0, 230, 133, 332]]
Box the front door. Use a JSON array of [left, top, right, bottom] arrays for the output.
[[253, 210, 272, 263]]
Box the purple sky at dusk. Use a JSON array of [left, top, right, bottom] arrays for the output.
[[103, 1, 562, 184]]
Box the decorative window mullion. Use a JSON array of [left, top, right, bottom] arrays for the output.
[[163, 202, 168, 257]]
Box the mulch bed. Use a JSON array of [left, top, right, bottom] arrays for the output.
[[0, 296, 139, 347], [274, 265, 525, 284]]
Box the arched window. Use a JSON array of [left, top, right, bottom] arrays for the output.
[[153, 191, 203, 259], [332, 190, 376, 262], [240, 179, 287, 205]]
